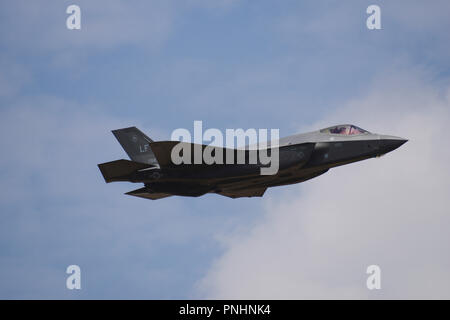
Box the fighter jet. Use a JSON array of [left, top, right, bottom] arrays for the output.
[[97, 125, 407, 200]]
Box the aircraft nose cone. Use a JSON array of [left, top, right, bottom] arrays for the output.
[[379, 136, 408, 154]]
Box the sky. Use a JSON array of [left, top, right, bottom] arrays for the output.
[[0, 0, 449, 299]]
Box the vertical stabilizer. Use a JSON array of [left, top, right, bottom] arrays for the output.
[[111, 127, 159, 166]]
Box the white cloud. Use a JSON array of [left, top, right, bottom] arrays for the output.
[[0, 0, 244, 56], [197, 70, 450, 299], [0, 1, 175, 53], [0, 95, 228, 298]]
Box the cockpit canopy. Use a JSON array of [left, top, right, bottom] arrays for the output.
[[320, 125, 370, 135]]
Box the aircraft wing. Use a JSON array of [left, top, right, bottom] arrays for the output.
[[216, 187, 267, 199], [125, 187, 172, 200]]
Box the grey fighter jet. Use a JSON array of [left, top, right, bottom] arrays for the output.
[[97, 125, 407, 199]]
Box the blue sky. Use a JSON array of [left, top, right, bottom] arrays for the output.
[[1, 0, 450, 299]]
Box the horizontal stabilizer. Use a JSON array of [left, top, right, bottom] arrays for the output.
[[125, 187, 172, 200], [97, 159, 152, 183]]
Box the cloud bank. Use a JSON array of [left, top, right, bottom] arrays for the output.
[[198, 70, 450, 299]]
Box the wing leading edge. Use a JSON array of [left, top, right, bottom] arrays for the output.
[[125, 187, 172, 200], [216, 187, 267, 199]]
